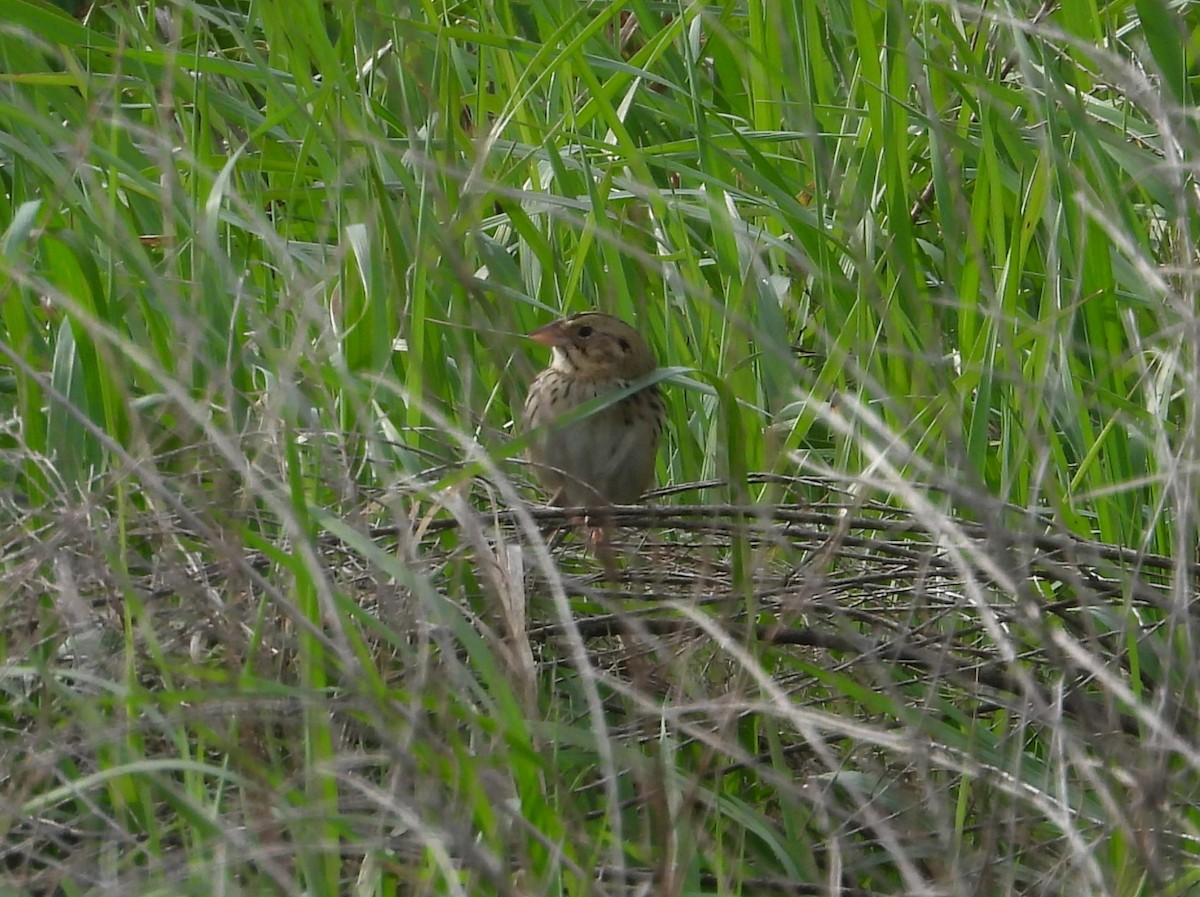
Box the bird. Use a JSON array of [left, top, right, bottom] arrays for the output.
[[521, 312, 666, 512]]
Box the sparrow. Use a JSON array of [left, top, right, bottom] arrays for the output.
[[521, 312, 666, 509]]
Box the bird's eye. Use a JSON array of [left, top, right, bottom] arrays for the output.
[[618, 338, 631, 351], [577, 325, 594, 338]]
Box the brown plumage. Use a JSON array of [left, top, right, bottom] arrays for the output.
[[521, 312, 665, 507]]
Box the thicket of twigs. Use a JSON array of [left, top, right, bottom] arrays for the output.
[[3, 2, 1199, 895]]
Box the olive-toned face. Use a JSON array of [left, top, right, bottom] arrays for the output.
[[528, 312, 657, 381]]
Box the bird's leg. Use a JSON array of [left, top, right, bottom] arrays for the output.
[[584, 509, 621, 581]]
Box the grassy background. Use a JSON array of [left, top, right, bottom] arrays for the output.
[[2, 0, 1199, 894]]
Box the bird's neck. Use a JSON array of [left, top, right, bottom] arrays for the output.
[[550, 349, 629, 384]]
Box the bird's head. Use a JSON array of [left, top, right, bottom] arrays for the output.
[[528, 312, 657, 380]]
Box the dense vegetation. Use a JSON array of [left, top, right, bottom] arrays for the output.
[[2, 1, 1199, 894]]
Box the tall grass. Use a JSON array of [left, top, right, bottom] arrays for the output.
[[2, 0, 1198, 894]]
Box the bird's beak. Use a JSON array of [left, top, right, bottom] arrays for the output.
[[528, 320, 571, 347]]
